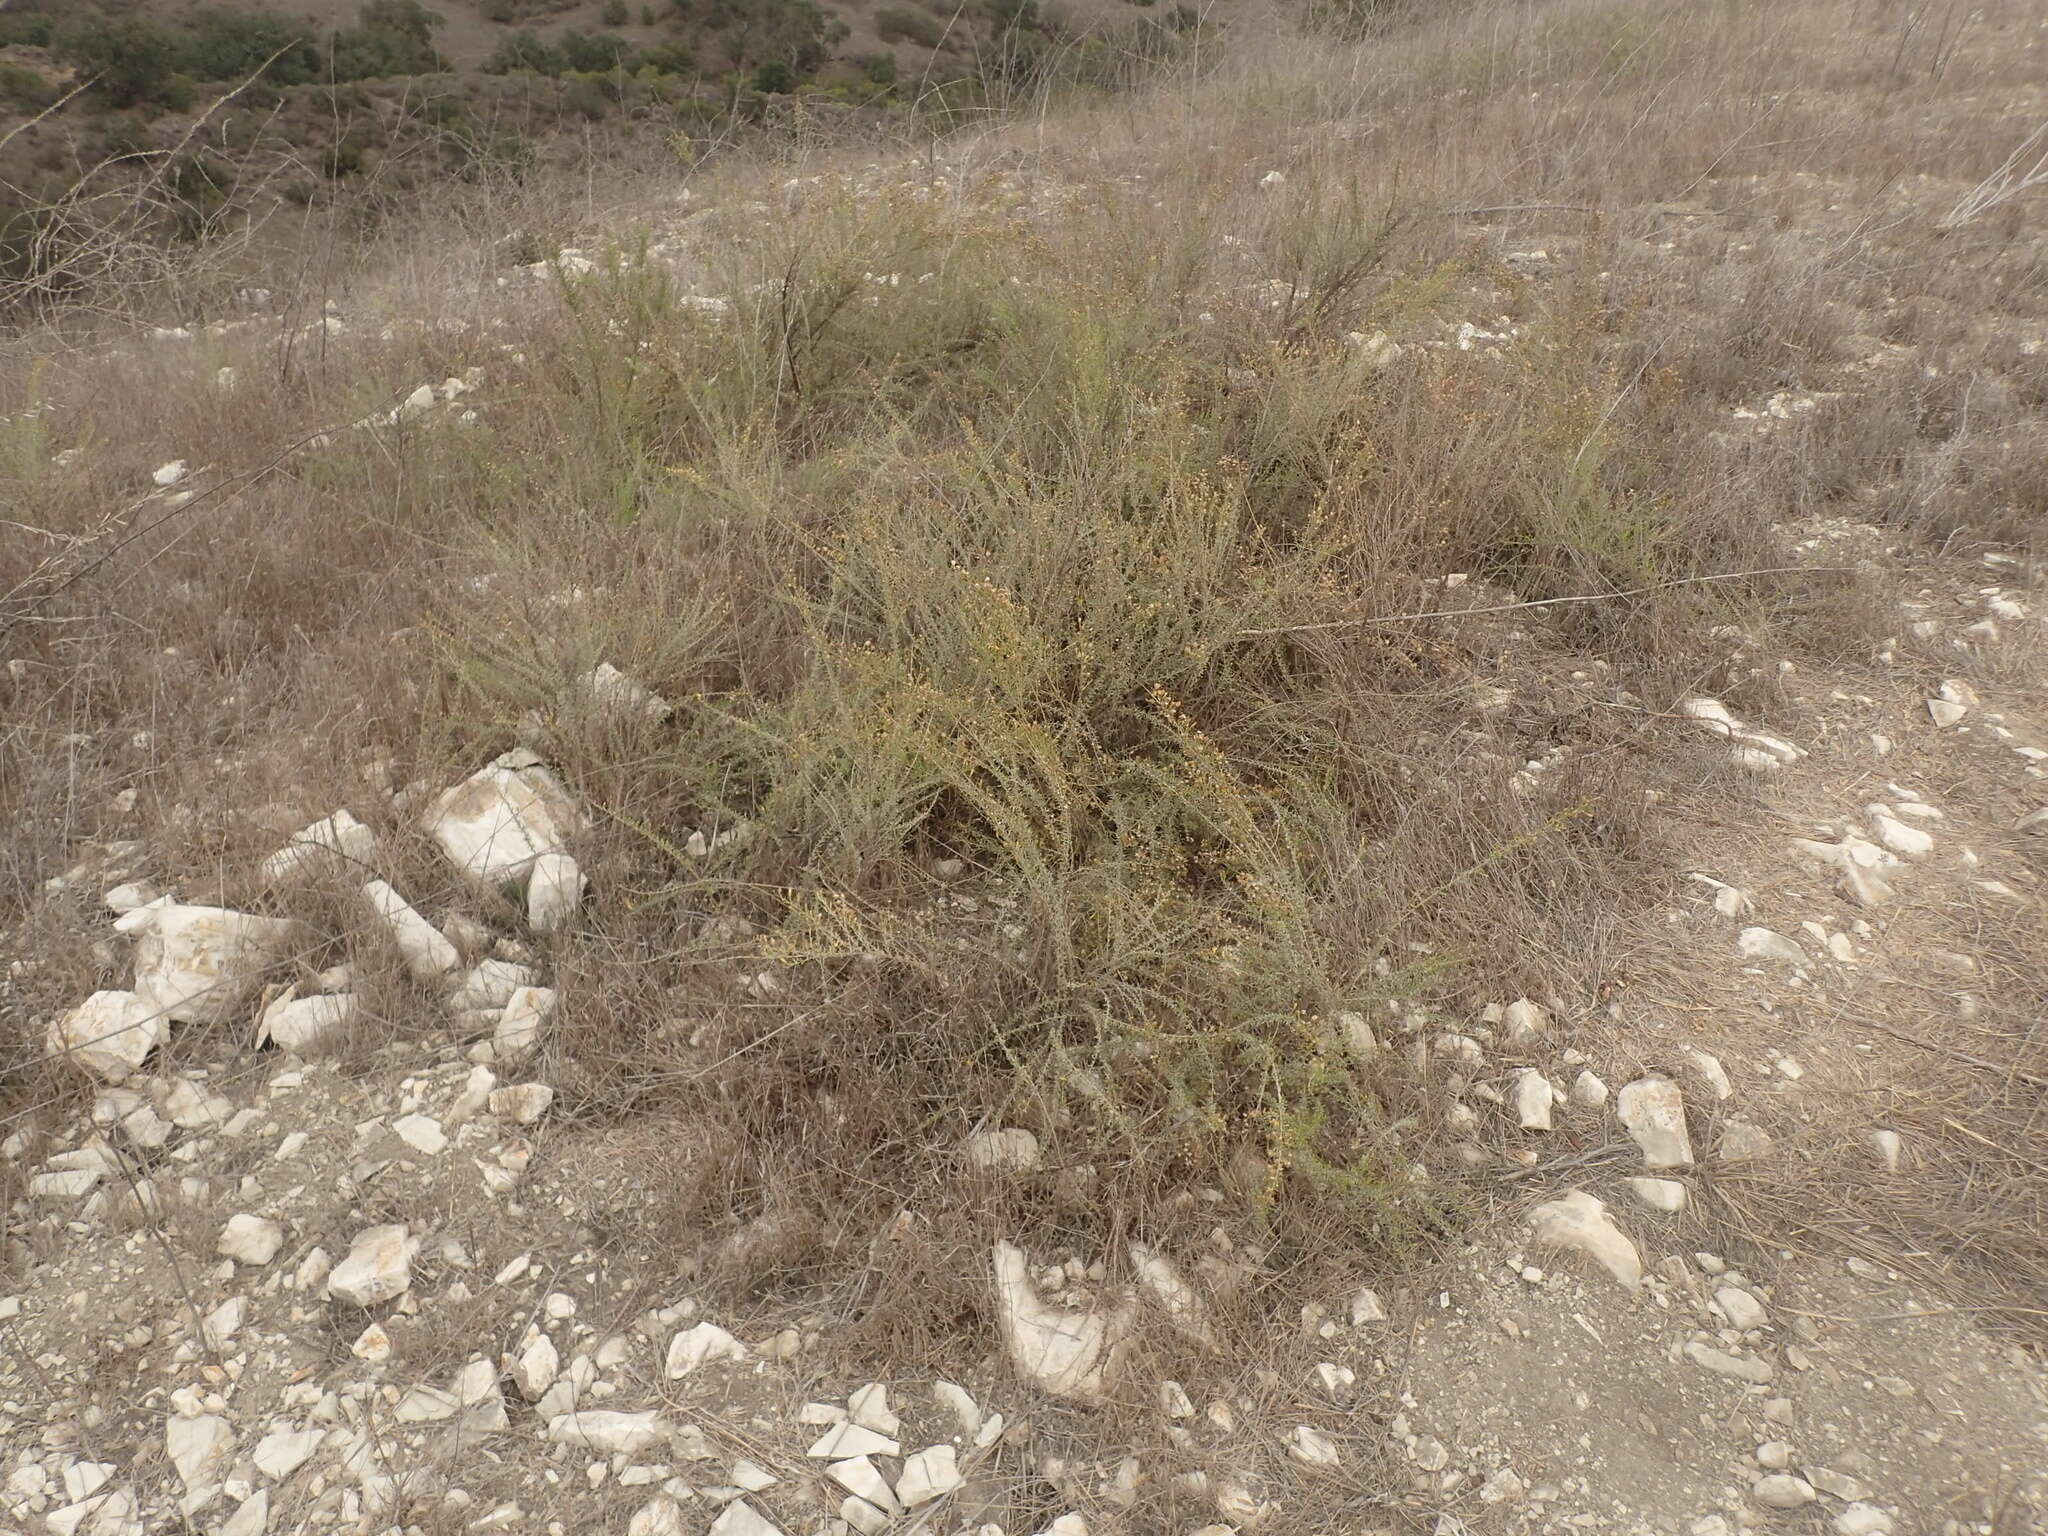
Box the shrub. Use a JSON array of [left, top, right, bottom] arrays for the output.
[[53, 14, 182, 110], [329, 0, 451, 81], [557, 29, 633, 71], [181, 7, 322, 86], [874, 5, 945, 46], [603, 0, 632, 23], [0, 62, 56, 114], [485, 32, 566, 73]]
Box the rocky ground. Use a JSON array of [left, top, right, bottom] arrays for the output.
[[8, 502, 2047, 1536], [8, 11, 2048, 1533]]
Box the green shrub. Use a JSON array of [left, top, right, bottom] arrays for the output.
[[329, 0, 450, 81], [0, 62, 56, 113], [603, 0, 632, 23], [485, 32, 566, 73], [873, 5, 945, 46], [557, 29, 633, 71]]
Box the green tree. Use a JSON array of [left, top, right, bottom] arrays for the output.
[[602, 0, 631, 24], [329, 0, 449, 80], [557, 29, 631, 71], [182, 8, 321, 86], [54, 14, 181, 110]]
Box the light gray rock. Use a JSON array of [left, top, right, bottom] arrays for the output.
[[1617, 1077, 1694, 1169], [965, 1127, 1042, 1174], [806, 1423, 900, 1459], [493, 985, 555, 1061], [260, 991, 358, 1055], [1529, 1190, 1641, 1290], [252, 1426, 322, 1480], [1569, 1069, 1608, 1108], [827, 1456, 902, 1516], [165, 1414, 234, 1506], [1752, 1474, 1816, 1509], [546, 1409, 672, 1456], [666, 1321, 748, 1377], [1500, 998, 1549, 1049], [1737, 927, 1807, 966], [1866, 1129, 1903, 1170], [48, 992, 163, 1083], [450, 958, 534, 1013], [1834, 1504, 1893, 1536], [897, 1445, 963, 1507], [361, 880, 459, 982], [261, 810, 376, 883], [707, 1502, 787, 1536], [488, 1082, 554, 1124], [1718, 1120, 1776, 1163], [217, 1214, 285, 1266], [1685, 1341, 1773, 1383], [1515, 1070, 1555, 1130], [992, 1240, 1128, 1400], [425, 749, 585, 889], [1716, 1286, 1768, 1331], [1627, 1177, 1687, 1213], [134, 905, 293, 1024], [526, 851, 585, 933], [328, 1224, 413, 1306]]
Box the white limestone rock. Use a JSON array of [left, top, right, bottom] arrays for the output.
[[1737, 927, 1806, 965], [48, 991, 163, 1083], [425, 749, 585, 890], [1529, 1189, 1641, 1290], [1616, 1076, 1694, 1169], [217, 1213, 285, 1266], [494, 985, 555, 1062], [526, 852, 585, 933], [1514, 1069, 1555, 1130], [666, 1322, 748, 1377], [897, 1445, 963, 1507], [328, 1224, 413, 1306], [261, 810, 376, 883], [546, 1409, 671, 1457], [134, 906, 294, 1024], [964, 1127, 1042, 1174], [259, 991, 359, 1055], [488, 1082, 554, 1124], [360, 880, 459, 982], [992, 1240, 1128, 1401]]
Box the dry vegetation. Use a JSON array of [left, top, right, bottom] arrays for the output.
[[4, 0, 2047, 1478]]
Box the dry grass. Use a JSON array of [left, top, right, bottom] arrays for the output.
[[4, 0, 2048, 1514]]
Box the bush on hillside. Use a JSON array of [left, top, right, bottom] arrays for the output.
[[874, 6, 947, 47]]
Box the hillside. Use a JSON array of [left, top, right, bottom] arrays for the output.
[[3, 0, 2048, 1532]]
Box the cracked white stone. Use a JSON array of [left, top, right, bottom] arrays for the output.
[[847, 1382, 899, 1433], [328, 1224, 413, 1306], [1752, 1474, 1816, 1509], [260, 991, 358, 1055], [897, 1445, 963, 1507], [1716, 1286, 1768, 1331], [707, 1502, 787, 1536], [827, 1456, 901, 1516], [1500, 998, 1549, 1048], [252, 1426, 322, 1480], [1514, 1070, 1555, 1130], [1616, 1076, 1694, 1169], [425, 749, 584, 889], [1627, 1177, 1687, 1213], [488, 1082, 554, 1124], [1529, 1189, 1641, 1290], [806, 1424, 899, 1459], [1737, 927, 1806, 965], [135, 905, 294, 1024], [217, 1214, 284, 1266], [48, 992, 163, 1083], [393, 1113, 447, 1155], [964, 1127, 1042, 1174], [1288, 1425, 1340, 1467], [992, 1240, 1127, 1401], [494, 985, 555, 1062], [511, 1333, 560, 1399], [546, 1409, 671, 1456], [666, 1322, 748, 1377]]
